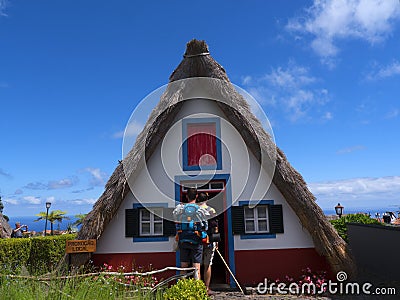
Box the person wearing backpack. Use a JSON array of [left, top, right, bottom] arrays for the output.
[[173, 187, 209, 280]]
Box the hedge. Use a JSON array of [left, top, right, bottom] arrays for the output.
[[0, 238, 31, 273], [0, 234, 76, 275], [28, 234, 77, 274], [330, 213, 382, 242]]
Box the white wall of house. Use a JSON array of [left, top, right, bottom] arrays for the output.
[[95, 98, 314, 254], [95, 191, 175, 254]]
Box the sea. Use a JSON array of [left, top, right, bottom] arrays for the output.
[[323, 207, 400, 217], [8, 215, 80, 233]]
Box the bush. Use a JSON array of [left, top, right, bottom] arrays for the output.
[[0, 234, 76, 275], [0, 238, 32, 273], [28, 234, 76, 274], [163, 278, 209, 300], [330, 214, 382, 242]]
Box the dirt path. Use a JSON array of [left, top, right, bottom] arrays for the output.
[[210, 291, 331, 299], [210, 291, 398, 300]]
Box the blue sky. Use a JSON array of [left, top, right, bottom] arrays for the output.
[[0, 0, 399, 217]]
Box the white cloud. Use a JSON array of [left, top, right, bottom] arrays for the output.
[[242, 62, 330, 122], [0, 0, 8, 16], [23, 196, 41, 205], [241, 75, 253, 85], [113, 121, 143, 139], [24, 177, 78, 190], [287, 0, 400, 59], [3, 198, 18, 205], [71, 198, 97, 205], [310, 176, 400, 195], [366, 60, 400, 80], [265, 65, 316, 88], [24, 182, 48, 190], [287, 90, 315, 121], [84, 198, 96, 204], [336, 145, 365, 154], [309, 176, 400, 210], [323, 112, 333, 120], [85, 167, 107, 187], [246, 86, 276, 107], [48, 177, 78, 189]]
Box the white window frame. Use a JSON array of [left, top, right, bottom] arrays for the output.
[[182, 181, 225, 191], [139, 208, 163, 236], [244, 205, 269, 233]]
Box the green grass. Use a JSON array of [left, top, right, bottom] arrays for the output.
[[0, 258, 205, 299], [0, 274, 163, 300]]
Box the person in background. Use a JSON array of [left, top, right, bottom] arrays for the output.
[[197, 192, 219, 295], [173, 187, 209, 280], [11, 222, 28, 238]]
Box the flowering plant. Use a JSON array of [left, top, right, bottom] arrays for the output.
[[272, 267, 328, 294], [98, 263, 159, 289], [298, 267, 327, 292]]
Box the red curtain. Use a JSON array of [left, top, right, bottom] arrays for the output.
[[187, 123, 217, 166]]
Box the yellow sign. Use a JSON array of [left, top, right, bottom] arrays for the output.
[[65, 239, 96, 254]]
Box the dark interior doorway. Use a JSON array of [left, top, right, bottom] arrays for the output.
[[206, 191, 226, 286]]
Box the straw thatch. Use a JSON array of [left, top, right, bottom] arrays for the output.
[[0, 214, 12, 238], [69, 39, 356, 278]]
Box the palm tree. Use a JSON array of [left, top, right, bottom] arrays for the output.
[[73, 213, 87, 227], [65, 214, 87, 233], [35, 210, 69, 235]]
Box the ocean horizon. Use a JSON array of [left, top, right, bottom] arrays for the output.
[[8, 215, 79, 233], [323, 206, 399, 217]]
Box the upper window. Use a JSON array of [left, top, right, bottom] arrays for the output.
[[187, 123, 216, 166], [182, 118, 222, 171], [182, 181, 224, 191]]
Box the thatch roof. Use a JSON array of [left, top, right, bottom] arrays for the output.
[[0, 214, 12, 238], [70, 39, 356, 277]]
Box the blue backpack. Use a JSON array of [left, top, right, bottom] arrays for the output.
[[176, 203, 208, 244]]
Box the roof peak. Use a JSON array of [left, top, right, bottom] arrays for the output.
[[169, 39, 228, 82], [184, 39, 209, 57]]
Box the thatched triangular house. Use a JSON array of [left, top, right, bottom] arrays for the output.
[[73, 39, 355, 286]]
